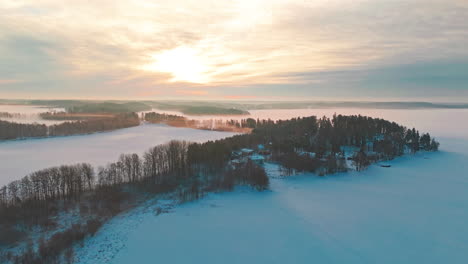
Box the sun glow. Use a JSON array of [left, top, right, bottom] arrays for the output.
[[142, 47, 210, 83]]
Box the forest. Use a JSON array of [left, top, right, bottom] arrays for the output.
[[180, 106, 248, 115], [0, 113, 140, 141], [0, 112, 22, 119], [26, 100, 152, 113], [0, 114, 438, 263], [144, 112, 251, 132], [65, 102, 151, 113], [39, 112, 115, 121]]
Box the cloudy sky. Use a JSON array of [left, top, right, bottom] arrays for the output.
[[1, 0, 467, 101]]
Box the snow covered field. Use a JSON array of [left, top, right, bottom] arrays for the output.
[[0, 124, 236, 186], [73, 109, 468, 264]]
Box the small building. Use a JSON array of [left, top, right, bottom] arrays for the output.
[[232, 150, 243, 158], [240, 148, 254, 155], [258, 150, 271, 155], [297, 151, 316, 158], [249, 155, 265, 165]]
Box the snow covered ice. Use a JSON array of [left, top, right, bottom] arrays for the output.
[[73, 109, 468, 264], [0, 124, 236, 186]]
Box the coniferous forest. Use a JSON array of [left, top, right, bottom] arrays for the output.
[[0, 115, 438, 263]]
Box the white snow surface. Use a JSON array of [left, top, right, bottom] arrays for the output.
[[0, 124, 236, 186], [73, 109, 468, 264]]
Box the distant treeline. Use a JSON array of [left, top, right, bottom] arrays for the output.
[[4, 100, 468, 115], [181, 106, 249, 115], [0, 114, 438, 263], [39, 112, 109, 121], [24, 100, 152, 113], [143, 101, 250, 115], [0, 113, 139, 141], [144, 112, 192, 127], [144, 112, 252, 132], [0, 112, 23, 119], [231, 101, 468, 110], [66, 102, 151, 113]]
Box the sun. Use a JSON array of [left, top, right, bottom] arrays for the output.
[[142, 46, 210, 83]]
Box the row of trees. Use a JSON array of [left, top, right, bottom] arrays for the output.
[[0, 164, 94, 207], [0, 138, 269, 224], [144, 112, 187, 124], [48, 113, 139, 136], [144, 112, 252, 132], [96, 141, 191, 189], [0, 120, 48, 140], [0, 113, 140, 140], [0, 112, 23, 118]]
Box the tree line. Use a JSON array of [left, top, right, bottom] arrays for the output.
[[0, 113, 140, 141], [0, 112, 23, 119], [144, 112, 256, 133]]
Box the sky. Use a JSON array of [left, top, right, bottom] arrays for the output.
[[0, 0, 467, 101]]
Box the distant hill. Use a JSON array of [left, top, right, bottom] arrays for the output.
[[181, 106, 249, 115], [238, 101, 468, 110], [145, 100, 468, 111], [67, 102, 151, 113], [145, 101, 250, 115], [3, 99, 468, 113], [22, 100, 151, 113]]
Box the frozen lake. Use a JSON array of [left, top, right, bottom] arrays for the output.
[[0, 124, 236, 186], [70, 109, 468, 264]]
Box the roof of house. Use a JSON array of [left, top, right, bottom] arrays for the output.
[[241, 148, 254, 153], [249, 155, 265, 160]]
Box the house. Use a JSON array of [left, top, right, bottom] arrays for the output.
[[249, 155, 265, 165], [232, 150, 243, 158], [258, 150, 271, 155], [240, 148, 254, 155]]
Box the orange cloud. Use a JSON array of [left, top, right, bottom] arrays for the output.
[[0, 79, 21, 85]]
